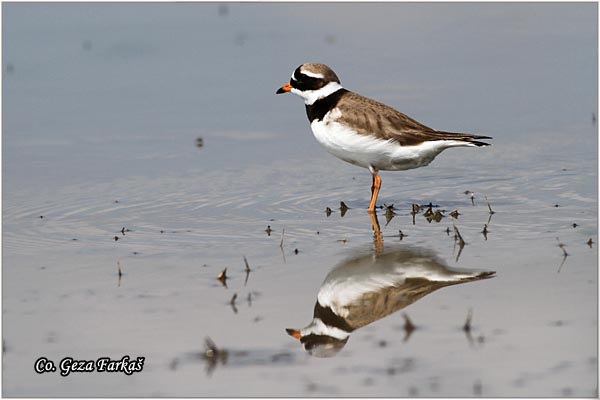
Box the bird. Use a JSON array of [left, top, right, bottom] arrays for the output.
[[286, 245, 495, 357], [276, 63, 492, 212]]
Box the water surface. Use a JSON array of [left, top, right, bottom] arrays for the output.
[[3, 3, 598, 397]]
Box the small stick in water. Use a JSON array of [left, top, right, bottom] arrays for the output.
[[217, 268, 228, 287]]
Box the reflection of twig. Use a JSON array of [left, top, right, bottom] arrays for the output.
[[203, 337, 228, 376], [411, 204, 419, 225], [453, 225, 466, 262], [280, 228, 286, 263], [384, 204, 395, 226], [463, 308, 473, 332], [117, 261, 123, 287], [402, 313, 416, 342], [556, 238, 569, 273], [230, 293, 238, 314], [243, 256, 251, 286], [486, 199, 495, 224], [557, 254, 568, 273], [463, 308, 474, 346]]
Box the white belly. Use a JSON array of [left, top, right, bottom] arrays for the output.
[[310, 109, 466, 171]]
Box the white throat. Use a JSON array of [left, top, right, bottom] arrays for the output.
[[291, 82, 344, 105], [300, 318, 350, 340]]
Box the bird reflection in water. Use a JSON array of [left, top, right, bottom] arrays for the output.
[[286, 242, 495, 358]]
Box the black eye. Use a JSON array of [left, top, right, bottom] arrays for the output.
[[293, 68, 303, 82]]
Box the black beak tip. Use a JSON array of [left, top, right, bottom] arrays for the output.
[[276, 87, 286, 94]]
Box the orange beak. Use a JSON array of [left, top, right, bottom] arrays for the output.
[[285, 328, 301, 340], [276, 83, 292, 94]]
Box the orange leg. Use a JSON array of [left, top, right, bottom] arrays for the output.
[[368, 170, 382, 213]]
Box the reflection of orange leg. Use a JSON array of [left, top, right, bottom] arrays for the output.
[[369, 211, 384, 253], [368, 169, 382, 213]]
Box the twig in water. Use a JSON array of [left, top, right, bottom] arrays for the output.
[[464, 190, 475, 205], [339, 201, 349, 217], [217, 268, 228, 287]]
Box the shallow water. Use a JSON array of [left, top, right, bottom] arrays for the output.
[[2, 3, 598, 397]]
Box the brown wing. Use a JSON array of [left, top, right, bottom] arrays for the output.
[[342, 279, 457, 330], [336, 91, 491, 146]]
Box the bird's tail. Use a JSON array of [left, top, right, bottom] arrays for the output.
[[436, 131, 492, 147], [466, 139, 491, 147]]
